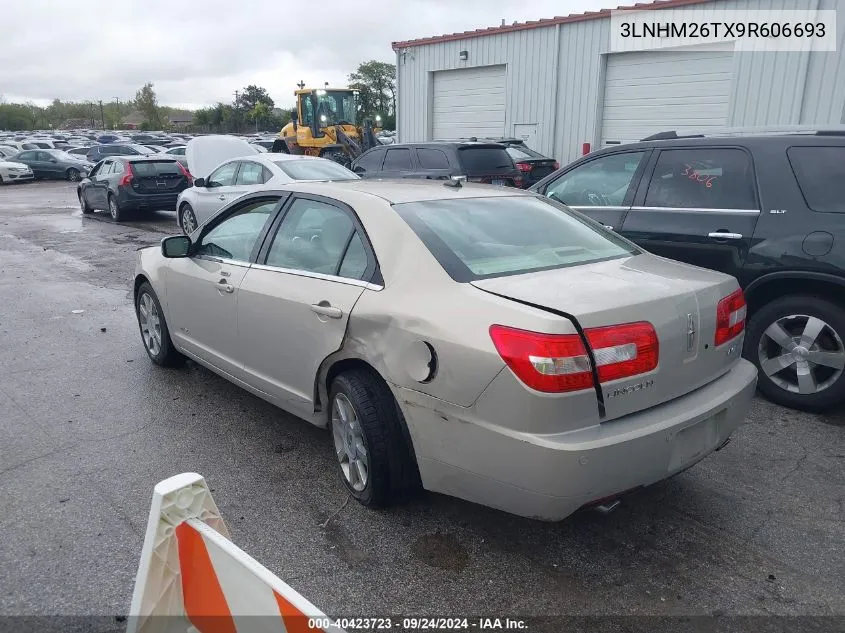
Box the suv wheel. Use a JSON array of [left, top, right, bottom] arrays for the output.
[[746, 295, 845, 411]]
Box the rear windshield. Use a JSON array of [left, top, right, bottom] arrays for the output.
[[395, 196, 639, 282], [131, 161, 182, 176], [273, 160, 358, 181], [457, 147, 515, 174], [506, 145, 543, 161]]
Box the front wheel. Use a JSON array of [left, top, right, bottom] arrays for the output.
[[78, 191, 93, 214], [329, 369, 420, 507], [135, 282, 184, 367], [179, 203, 198, 234], [745, 295, 845, 411], [66, 168, 80, 182]]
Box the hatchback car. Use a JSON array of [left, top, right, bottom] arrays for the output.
[[177, 136, 358, 234], [351, 142, 522, 187], [78, 156, 192, 222], [133, 181, 756, 521]]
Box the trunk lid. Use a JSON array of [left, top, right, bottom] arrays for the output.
[[472, 254, 743, 420], [130, 160, 189, 192]]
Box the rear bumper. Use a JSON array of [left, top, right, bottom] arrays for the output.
[[117, 189, 181, 212], [397, 359, 757, 521]]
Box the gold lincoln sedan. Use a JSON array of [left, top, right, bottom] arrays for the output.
[[133, 180, 756, 521]]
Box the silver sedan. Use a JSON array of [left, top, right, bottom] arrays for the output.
[[175, 154, 358, 234], [134, 181, 757, 521]]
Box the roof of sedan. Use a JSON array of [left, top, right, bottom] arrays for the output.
[[277, 178, 536, 204]]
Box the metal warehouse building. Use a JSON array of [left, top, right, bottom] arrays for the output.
[[392, 0, 845, 163]]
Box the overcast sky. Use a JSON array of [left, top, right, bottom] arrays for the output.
[[0, 0, 611, 110]]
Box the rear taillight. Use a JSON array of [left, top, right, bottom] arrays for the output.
[[553, 161, 560, 170], [489, 322, 658, 393], [119, 163, 134, 187], [715, 289, 746, 346], [177, 161, 192, 184], [515, 162, 532, 173]]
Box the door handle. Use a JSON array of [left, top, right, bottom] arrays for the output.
[[217, 194, 226, 201], [217, 279, 234, 294], [708, 231, 743, 240], [310, 303, 343, 319]]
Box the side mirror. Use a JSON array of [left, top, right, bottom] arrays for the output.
[[161, 235, 191, 258], [49, 158, 58, 163], [193, 177, 205, 187]]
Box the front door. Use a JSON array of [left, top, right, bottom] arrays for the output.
[[620, 147, 760, 278], [192, 160, 241, 226], [165, 197, 280, 377], [539, 150, 650, 231], [237, 195, 376, 415]]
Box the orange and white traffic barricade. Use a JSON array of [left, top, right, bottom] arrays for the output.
[[128, 472, 346, 633]]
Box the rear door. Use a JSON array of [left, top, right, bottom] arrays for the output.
[[231, 160, 267, 198], [377, 147, 415, 178], [90, 160, 114, 207], [621, 146, 760, 278], [415, 147, 453, 180], [16, 151, 43, 177], [538, 150, 650, 231], [236, 195, 374, 414]]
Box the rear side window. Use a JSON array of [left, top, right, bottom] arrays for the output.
[[383, 148, 412, 170], [395, 196, 638, 282], [237, 161, 266, 185], [787, 146, 845, 213], [417, 148, 450, 169], [131, 161, 181, 177], [645, 148, 757, 210], [273, 159, 357, 181], [457, 147, 514, 175]]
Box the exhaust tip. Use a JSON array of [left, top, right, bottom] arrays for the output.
[[593, 499, 621, 515]]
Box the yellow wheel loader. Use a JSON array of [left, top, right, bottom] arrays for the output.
[[271, 87, 381, 166]]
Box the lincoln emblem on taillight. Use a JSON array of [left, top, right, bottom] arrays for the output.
[[687, 313, 696, 351]]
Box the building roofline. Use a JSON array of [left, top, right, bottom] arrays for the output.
[[391, 0, 714, 50]]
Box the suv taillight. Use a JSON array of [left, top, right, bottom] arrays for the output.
[[515, 162, 532, 173], [489, 322, 659, 393], [176, 161, 192, 184], [119, 163, 134, 187], [715, 289, 746, 346]]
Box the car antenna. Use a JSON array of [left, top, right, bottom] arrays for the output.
[[444, 175, 466, 189]]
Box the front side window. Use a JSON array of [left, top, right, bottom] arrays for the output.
[[236, 161, 265, 185], [353, 149, 384, 173], [395, 196, 639, 282], [644, 148, 757, 210], [195, 199, 277, 262], [206, 162, 238, 187], [787, 146, 845, 213], [265, 198, 364, 278], [545, 151, 645, 207]]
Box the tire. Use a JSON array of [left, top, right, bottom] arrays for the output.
[[321, 150, 351, 168], [179, 203, 198, 234], [108, 194, 126, 222], [329, 369, 420, 508], [66, 168, 80, 182], [135, 282, 185, 367], [78, 191, 93, 214], [0, 174, 4, 185], [745, 295, 845, 412]]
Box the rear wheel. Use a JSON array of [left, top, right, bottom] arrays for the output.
[[745, 295, 845, 411], [108, 194, 126, 222], [179, 203, 198, 234], [329, 369, 420, 507], [66, 168, 80, 182], [135, 282, 184, 367]]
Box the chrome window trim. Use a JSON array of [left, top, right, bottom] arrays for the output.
[[250, 262, 383, 291], [629, 206, 761, 215], [194, 255, 252, 268], [568, 205, 629, 211]]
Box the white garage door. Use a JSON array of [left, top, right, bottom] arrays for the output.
[[600, 48, 735, 146], [432, 65, 506, 140]]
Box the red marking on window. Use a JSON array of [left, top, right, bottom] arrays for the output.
[[682, 164, 717, 188]]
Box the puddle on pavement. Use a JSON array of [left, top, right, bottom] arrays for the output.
[[21, 213, 83, 233], [411, 532, 470, 571]]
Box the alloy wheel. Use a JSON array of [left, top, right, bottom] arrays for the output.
[[331, 393, 369, 492], [138, 292, 162, 357], [181, 206, 197, 234], [109, 197, 118, 220], [758, 314, 845, 395], [67, 169, 79, 182]]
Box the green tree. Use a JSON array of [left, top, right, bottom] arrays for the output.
[[237, 85, 274, 112], [348, 61, 396, 127], [248, 101, 271, 132], [135, 82, 164, 129]]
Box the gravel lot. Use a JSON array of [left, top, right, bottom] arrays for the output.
[[0, 181, 842, 629]]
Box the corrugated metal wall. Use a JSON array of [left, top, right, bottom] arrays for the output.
[[396, 0, 845, 163]]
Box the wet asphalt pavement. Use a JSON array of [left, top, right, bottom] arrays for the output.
[[0, 181, 843, 627]]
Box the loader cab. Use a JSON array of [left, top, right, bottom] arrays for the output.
[[297, 89, 358, 138]]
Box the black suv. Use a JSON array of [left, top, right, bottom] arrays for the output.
[[351, 142, 522, 187], [531, 131, 845, 412], [77, 156, 192, 222]]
